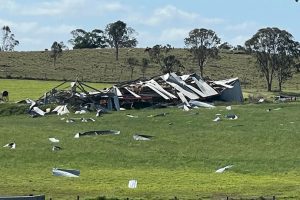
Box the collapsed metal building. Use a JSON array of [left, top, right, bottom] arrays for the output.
[[112, 72, 243, 109], [34, 73, 243, 111]]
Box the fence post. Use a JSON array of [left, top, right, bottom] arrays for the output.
[[273, 196, 275, 200], [226, 197, 229, 200], [77, 195, 80, 200]]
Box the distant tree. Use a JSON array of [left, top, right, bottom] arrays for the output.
[[49, 41, 63, 66], [219, 42, 232, 50], [146, 44, 183, 74], [0, 26, 19, 51], [69, 29, 107, 49], [275, 34, 300, 91], [184, 28, 220, 77], [234, 45, 246, 51], [126, 57, 139, 80], [245, 27, 300, 91], [106, 20, 138, 60], [141, 58, 150, 78], [162, 55, 184, 74]]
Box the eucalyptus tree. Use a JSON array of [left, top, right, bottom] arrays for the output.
[[184, 28, 220, 77], [146, 44, 183, 74], [106, 20, 137, 60], [69, 29, 107, 49], [245, 27, 300, 91], [1, 26, 19, 51]]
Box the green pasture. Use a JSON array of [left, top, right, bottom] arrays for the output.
[[0, 79, 111, 102], [0, 98, 300, 199]]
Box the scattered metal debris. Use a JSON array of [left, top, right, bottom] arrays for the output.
[[126, 114, 138, 118], [225, 114, 238, 120], [3, 142, 16, 149], [128, 180, 137, 188], [133, 134, 153, 141], [49, 138, 59, 143], [52, 145, 62, 151], [215, 165, 233, 173], [52, 168, 80, 177], [74, 130, 120, 138]]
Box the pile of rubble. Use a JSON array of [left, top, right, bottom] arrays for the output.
[[112, 72, 243, 109], [20, 73, 243, 114]]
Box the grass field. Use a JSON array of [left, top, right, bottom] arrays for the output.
[[0, 80, 300, 199], [0, 75, 300, 200]]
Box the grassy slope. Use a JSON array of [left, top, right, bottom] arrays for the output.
[[0, 48, 299, 91], [0, 102, 300, 199]]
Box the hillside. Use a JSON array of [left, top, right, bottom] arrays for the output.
[[0, 48, 299, 91]]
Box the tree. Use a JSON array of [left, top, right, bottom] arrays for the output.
[[146, 44, 183, 74], [69, 29, 107, 49], [141, 58, 150, 78], [126, 57, 139, 80], [184, 28, 220, 77], [1, 26, 19, 51], [275, 32, 300, 91], [245, 27, 300, 91], [219, 42, 232, 50], [49, 41, 63, 66], [106, 20, 137, 60]]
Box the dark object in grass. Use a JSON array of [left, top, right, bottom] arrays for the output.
[[225, 114, 238, 120], [52, 145, 62, 151], [74, 130, 120, 138]]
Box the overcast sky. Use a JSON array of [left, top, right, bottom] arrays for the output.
[[0, 0, 299, 51]]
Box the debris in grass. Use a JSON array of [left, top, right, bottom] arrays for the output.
[[213, 116, 221, 122], [49, 138, 59, 143], [225, 114, 238, 120], [126, 114, 138, 118], [74, 130, 120, 138], [3, 142, 16, 149], [52, 145, 62, 151], [226, 106, 232, 110], [128, 180, 137, 188], [133, 134, 153, 141], [215, 165, 233, 173], [148, 112, 169, 117], [52, 168, 80, 177]]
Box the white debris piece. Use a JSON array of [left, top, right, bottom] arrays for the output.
[[3, 142, 16, 149], [128, 180, 137, 188], [52, 168, 80, 177], [213, 116, 221, 122], [226, 106, 232, 110], [75, 110, 87, 114], [215, 165, 233, 173], [258, 98, 265, 103], [126, 114, 138, 118], [53, 105, 70, 115], [33, 107, 46, 116], [49, 137, 60, 143]]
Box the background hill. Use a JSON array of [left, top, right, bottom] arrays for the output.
[[0, 48, 299, 91]]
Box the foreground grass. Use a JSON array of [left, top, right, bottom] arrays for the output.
[[0, 102, 300, 199]]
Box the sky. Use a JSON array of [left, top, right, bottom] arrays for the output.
[[0, 0, 299, 51]]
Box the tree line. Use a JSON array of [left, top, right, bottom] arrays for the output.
[[1, 20, 300, 92]]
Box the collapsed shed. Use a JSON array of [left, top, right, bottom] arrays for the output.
[[111, 73, 243, 109], [29, 73, 243, 111]]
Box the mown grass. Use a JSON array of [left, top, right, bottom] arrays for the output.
[[0, 101, 300, 199], [0, 48, 299, 91], [0, 79, 111, 102]]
